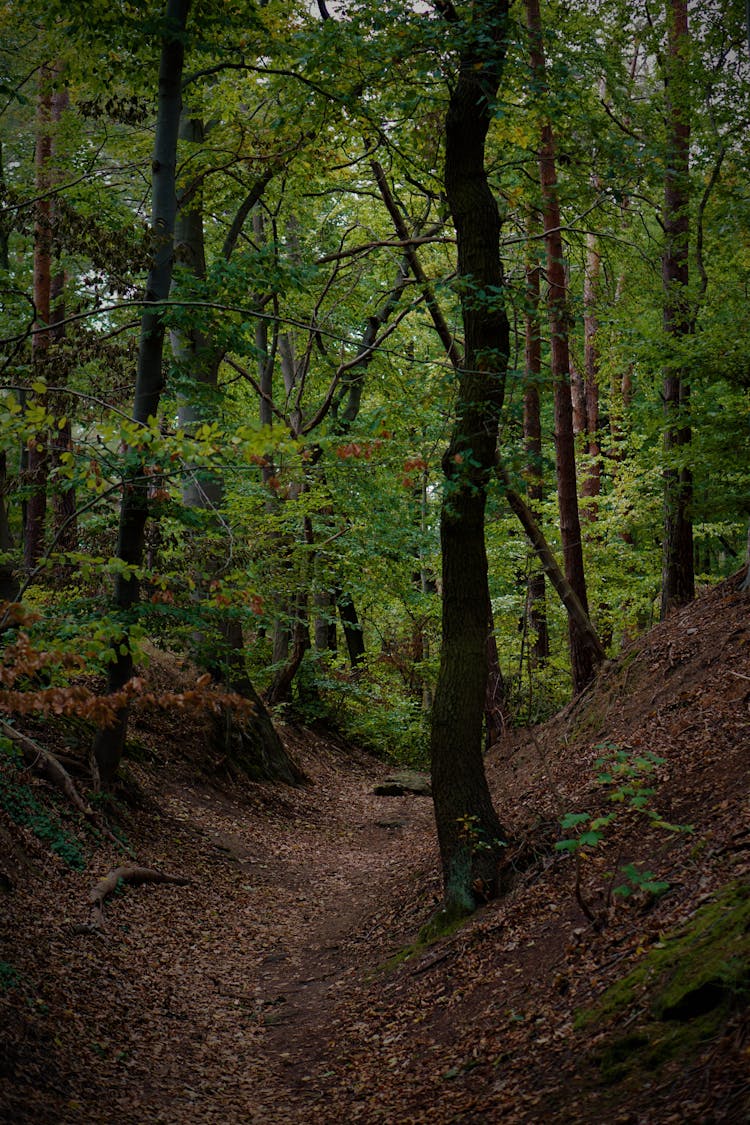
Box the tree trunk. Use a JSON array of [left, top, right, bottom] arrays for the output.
[[336, 589, 365, 668], [484, 613, 507, 750], [430, 0, 511, 918], [526, 0, 595, 693], [314, 588, 337, 653], [25, 68, 54, 573], [0, 453, 19, 605], [582, 229, 601, 507], [661, 0, 694, 618], [498, 468, 605, 665], [92, 0, 190, 788], [208, 619, 304, 785], [523, 223, 549, 665]]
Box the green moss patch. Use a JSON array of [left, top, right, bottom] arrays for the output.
[[576, 882, 750, 1083]]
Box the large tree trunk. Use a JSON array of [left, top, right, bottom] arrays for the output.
[[430, 0, 511, 918], [526, 0, 596, 694], [660, 0, 694, 617], [92, 0, 190, 788]]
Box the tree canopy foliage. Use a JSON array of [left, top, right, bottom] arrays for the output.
[[0, 0, 748, 906]]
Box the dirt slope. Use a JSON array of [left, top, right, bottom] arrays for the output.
[[1, 575, 748, 1123]]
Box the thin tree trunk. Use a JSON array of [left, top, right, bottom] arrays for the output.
[[661, 0, 694, 617], [526, 0, 595, 693], [25, 68, 54, 573], [0, 453, 19, 605], [498, 467, 605, 665], [336, 589, 365, 668], [523, 221, 549, 665], [313, 588, 337, 653], [430, 0, 511, 918], [484, 612, 507, 750], [582, 228, 601, 507], [93, 0, 190, 788], [0, 142, 9, 271]]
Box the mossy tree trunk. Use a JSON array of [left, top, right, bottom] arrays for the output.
[[430, 0, 511, 917]]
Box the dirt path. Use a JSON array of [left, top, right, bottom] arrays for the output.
[[104, 737, 436, 1124], [1, 732, 437, 1124]]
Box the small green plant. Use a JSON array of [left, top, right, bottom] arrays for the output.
[[457, 813, 506, 856], [556, 743, 692, 926], [0, 960, 21, 992], [0, 765, 86, 870]]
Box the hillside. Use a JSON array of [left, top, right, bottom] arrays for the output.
[[1, 574, 748, 1124]]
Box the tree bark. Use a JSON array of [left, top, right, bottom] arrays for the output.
[[336, 589, 365, 668], [93, 0, 190, 788], [526, 0, 595, 693], [25, 68, 54, 573], [498, 467, 605, 665], [523, 222, 549, 665], [430, 0, 511, 917], [660, 0, 694, 617], [581, 228, 601, 508]]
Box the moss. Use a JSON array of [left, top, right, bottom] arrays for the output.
[[373, 909, 469, 976], [576, 882, 750, 1083], [419, 903, 472, 943]]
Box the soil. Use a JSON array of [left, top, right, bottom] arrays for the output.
[[1, 574, 749, 1123]]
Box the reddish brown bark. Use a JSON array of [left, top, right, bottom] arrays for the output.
[[525, 0, 597, 693], [581, 230, 601, 507], [661, 0, 694, 617], [523, 224, 549, 665]]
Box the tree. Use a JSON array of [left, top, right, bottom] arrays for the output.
[[660, 0, 694, 616], [167, 101, 303, 784], [92, 0, 190, 788], [429, 0, 511, 917], [525, 0, 598, 694]]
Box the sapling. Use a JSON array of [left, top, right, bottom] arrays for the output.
[[556, 743, 693, 927]]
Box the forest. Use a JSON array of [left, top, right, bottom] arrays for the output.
[[1, 1, 749, 1122]]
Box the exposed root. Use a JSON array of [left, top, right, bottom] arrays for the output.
[[88, 864, 191, 930]]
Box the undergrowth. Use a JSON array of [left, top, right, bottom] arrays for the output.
[[0, 737, 86, 870]]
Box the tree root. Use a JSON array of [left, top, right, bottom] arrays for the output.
[[88, 864, 190, 929], [0, 719, 122, 848]]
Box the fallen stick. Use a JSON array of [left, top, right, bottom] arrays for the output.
[[89, 864, 190, 929]]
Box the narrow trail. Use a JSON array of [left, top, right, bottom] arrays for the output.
[[130, 736, 437, 1123]]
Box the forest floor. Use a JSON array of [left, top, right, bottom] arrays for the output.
[[1, 574, 749, 1123]]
